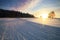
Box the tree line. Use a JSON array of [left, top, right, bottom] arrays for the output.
[[0, 9, 34, 18]]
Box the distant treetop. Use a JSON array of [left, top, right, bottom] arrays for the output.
[[48, 11, 55, 19]]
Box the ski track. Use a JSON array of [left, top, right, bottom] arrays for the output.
[[0, 18, 60, 40]]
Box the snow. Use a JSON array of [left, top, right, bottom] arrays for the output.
[[0, 18, 60, 40], [23, 18, 60, 27]]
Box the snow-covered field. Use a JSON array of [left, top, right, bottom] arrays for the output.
[[23, 18, 60, 27], [0, 18, 60, 40]]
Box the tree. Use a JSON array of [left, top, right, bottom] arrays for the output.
[[0, 9, 34, 18], [48, 11, 55, 19]]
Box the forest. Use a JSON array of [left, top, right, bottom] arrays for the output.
[[0, 9, 34, 18]]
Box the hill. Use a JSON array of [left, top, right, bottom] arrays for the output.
[[0, 9, 34, 18]]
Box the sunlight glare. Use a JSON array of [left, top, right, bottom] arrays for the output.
[[41, 13, 48, 19]]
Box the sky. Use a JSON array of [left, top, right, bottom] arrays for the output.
[[0, 0, 60, 18]]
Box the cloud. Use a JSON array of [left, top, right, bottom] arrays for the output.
[[19, 0, 40, 12], [0, 0, 42, 13], [9, 0, 41, 12]]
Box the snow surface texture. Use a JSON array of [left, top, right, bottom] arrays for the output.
[[23, 18, 60, 27], [0, 18, 60, 40]]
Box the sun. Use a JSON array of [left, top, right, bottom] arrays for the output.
[[41, 13, 48, 19]]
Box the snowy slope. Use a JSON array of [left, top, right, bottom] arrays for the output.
[[0, 18, 60, 40], [23, 18, 60, 27]]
